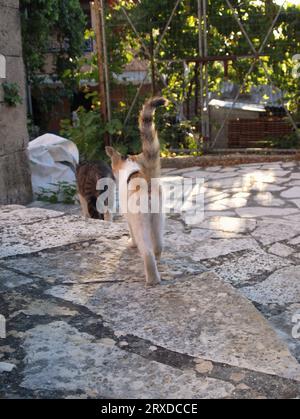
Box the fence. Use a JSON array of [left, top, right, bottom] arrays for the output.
[[97, 0, 300, 150]]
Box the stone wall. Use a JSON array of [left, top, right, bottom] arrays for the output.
[[0, 0, 32, 204]]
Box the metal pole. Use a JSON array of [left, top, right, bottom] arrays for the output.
[[99, 0, 112, 124], [26, 80, 33, 117], [150, 30, 156, 95], [197, 0, 205, 143], [92, 0, 110, 146], [203, 0, 210, 144]]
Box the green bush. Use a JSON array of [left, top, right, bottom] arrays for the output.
[[158, 113, 203, 155], [60, 107, 105, 160], [258, 132, 300, 149], [2, 82, 23, 107], [36, 182, 77, 204]]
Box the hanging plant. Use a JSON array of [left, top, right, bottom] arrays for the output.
[[2, 82, 23, 107]]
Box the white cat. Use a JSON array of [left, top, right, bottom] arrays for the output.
[[106, 97, 168, 286]]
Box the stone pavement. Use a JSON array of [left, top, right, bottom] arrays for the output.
[[1, 161, 300, 398]]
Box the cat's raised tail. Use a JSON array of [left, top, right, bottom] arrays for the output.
[[139, 97, 168, 180]]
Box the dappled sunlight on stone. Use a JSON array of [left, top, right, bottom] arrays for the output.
[[209, 216, 248, 233], [242, 170, 277, 192], [2, 160, 300, 398]]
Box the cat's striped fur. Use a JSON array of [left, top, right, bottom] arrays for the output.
[[139, 97, 167, 181], [76, 161, 114, 221]]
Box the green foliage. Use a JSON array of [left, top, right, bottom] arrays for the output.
[[59, 0, 300, 158], [27, 117, 40, 140], [158, 111, 202, 152], [60, 101, 142, 160], [20, 0, 86, 129], [36, 182, 77, 204], [260, 132, 300, 149], [20, 0, 86, 84], [110, 1, 300, 111], [2, 82, 23, 107], [60, 107, 105, 161]]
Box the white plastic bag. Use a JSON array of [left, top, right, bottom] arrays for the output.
[[28, 133, 79, 196]]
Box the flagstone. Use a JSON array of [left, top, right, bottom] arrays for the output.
[[252, 220, 300, 245], [205, 202, 230, 211], [209, 249, 292, 285], [281, 187, 300, 199], [0, 207, 63, 227], [242, 267, 300, 306], [281, 162, 296, 168], [21, 321, 234, 399], [284, 181, 300, 187], [236, 207, 298, 219], [267, 304, 300, 362], [289, 200, 300, 208], [194, 216, 256, 233], [205, 192, 230, 203], [203, 211, 236, 218], [0, 268, 33, 292], [0, 216, 127, 258], [223, 197, 249, 208], [3, 159, 300, 398], [250, 184, 287, 192], [46, 273, 300, 380], [288, 173, 300, 180], [254, 192, 285, 207], [258, 170, 291, 178], [289, 236, 300, 245], [268, 243, 294, 258], [190, 238, 258, 260]]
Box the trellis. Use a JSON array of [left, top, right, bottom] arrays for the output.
[[100, 0, 299, 149]]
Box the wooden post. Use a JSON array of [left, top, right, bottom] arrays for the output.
[[92, 0, 110, 146]]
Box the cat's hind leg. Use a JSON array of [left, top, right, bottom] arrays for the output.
[[127, 223, 137, 248], [128, 214, 160, 286], [78, 194, 90, 219], [151, 213, 164, 261]]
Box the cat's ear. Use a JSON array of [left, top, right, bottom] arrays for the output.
[[105, 146, 121, 166], [105, 146, 116, 159]]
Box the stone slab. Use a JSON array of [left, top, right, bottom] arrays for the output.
[[236, 207, 298, 219], [190, 238, 258, 261], [195, 217, 256, 233], [205, 249, 292, 285], [253, 192, 285, 207], [0, 216, 127, 258], [46, 272, 300, 380], [268, 243, 294, 258], [242, 267, 300, 306], [0, 207, 63, 227], [21, 321, 235, 399], [0, 267, 33, 291], [281, 187, 300, 199], [252, 219, 300, 245]]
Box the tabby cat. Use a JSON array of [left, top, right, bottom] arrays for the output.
[[76, 160, 115, 221]]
